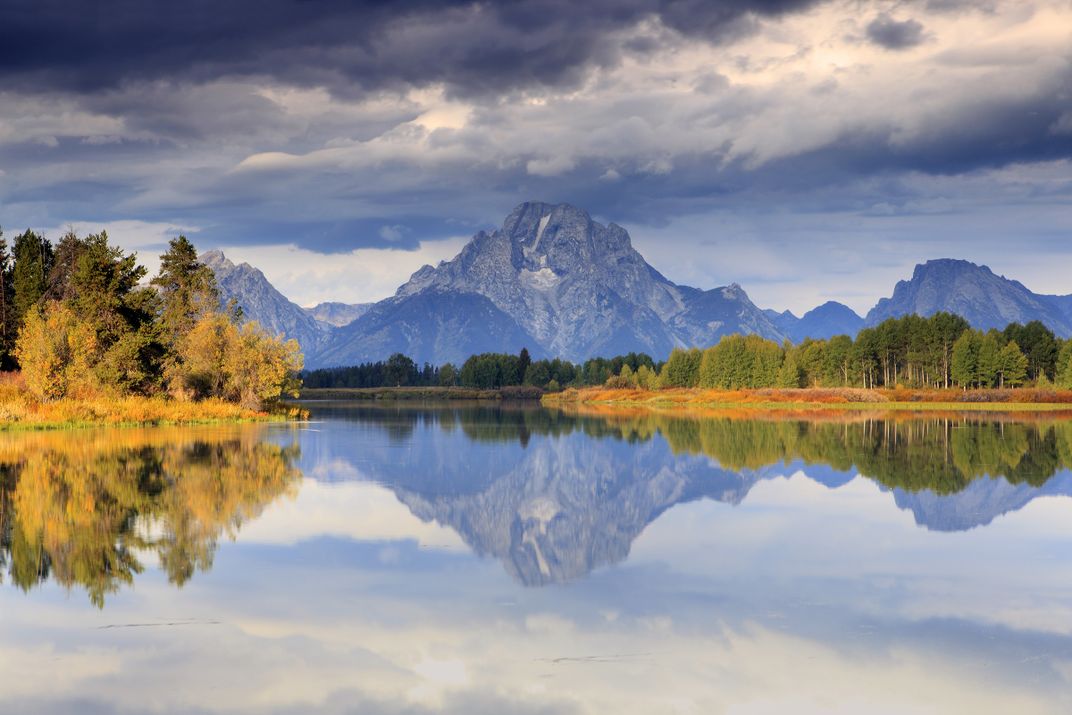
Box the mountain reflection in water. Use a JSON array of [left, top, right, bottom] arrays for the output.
[[3, 405, 1072, 600], [300, 404, 1072, 586]]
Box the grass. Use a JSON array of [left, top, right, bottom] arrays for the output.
[[543, 386, 1072, 414], [0, 373, 301, 431]]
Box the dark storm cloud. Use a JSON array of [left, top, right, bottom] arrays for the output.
[[866, 14, 926, 50], [0, 0, 818, 97]]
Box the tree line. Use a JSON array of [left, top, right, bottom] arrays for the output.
[[609, 313, 1072, 390], [0, 227, 301, 408], [303, 349, 660, 391], [304, 313, 1072, 393]]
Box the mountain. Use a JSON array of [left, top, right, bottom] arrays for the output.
[[312, 202, 784, 367], [303, 301, 371, 328], [199, 216, 1072, 368], [767, 301, 864, 342], [311, 290, 544, 368], [865, 259, 1072, 336], [200, 250, 328, 351]]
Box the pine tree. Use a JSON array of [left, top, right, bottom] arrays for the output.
[[0, 229, 14, 368], [152, 236, 219, 347], [11, 229, 54, 325], [517, 347, 532, 385]]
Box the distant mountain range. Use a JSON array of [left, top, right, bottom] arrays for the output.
[[202, 203, 1071, 368], [864, 258, 1072, 334]]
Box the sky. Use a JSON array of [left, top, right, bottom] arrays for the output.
[[0, 0, 1070, 314]]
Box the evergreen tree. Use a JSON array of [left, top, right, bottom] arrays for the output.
[[518, 347, 532, 385], [12, 230, 54, 325], [46, 230, 87, 301], [0, 229, 15, 368], [152, 236, 219, 347]]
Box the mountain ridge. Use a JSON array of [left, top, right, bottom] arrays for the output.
[[865, 258, 1072, 334], [200, 207, 1072, 368]]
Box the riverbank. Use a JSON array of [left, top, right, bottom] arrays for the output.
[[0, 388, 300, 431], [542, 386, 1072, 412], [299, 386, 544, 401]]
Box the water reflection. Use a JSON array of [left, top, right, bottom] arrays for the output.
[[0, 426, 301, 605], [303, 404, 1072, 585], [4, 405, 1072, 714], [4, 406, 1072, 597]]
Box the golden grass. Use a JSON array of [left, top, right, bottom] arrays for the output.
[[0, 372, 299, 430], [543, 386, 1072, 415]]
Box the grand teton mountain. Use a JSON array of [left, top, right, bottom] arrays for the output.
[[204, 202, 1072, 368]]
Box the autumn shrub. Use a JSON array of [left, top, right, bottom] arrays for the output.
[[168, 314, 302, 410], [15, 303, 100, 401]]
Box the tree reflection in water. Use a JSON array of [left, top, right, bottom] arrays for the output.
[[0, 426, 301, 607]]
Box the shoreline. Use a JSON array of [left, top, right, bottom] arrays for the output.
[[299, 386, 544, 401], [0, 395, 302, 432], [542, 386, 1072, 414]]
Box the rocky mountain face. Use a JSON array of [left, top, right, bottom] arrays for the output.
[[200, 210, 1072, 368], [767, 301, 864, 342], [303, 301, 371, 327], [865, 259, 1072, 336], [201, 250, 329, 351], [314, 202, 784, 367], [312, 290, 544, 367]]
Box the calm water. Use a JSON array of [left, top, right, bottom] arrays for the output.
[[3, 403, 1072, 714]]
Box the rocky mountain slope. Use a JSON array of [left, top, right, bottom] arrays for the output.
[[200, 209, 1072, 367], [314, 202, 784, 366], [303, 301, 371, 327], [201, 250, 329, 351], [865, 259, 1072, 336]]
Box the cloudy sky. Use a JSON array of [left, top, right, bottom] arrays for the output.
[[1, 0, 1070, 314]]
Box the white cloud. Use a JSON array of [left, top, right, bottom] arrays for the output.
[[215, 236, 469, 306], [237, 478, 468, 551]]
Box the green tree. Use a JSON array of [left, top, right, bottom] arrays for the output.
[[777, 347, 802, 388], [660, 347, 702, 388], [438, 363, 458, 387], [0, 229, 15, 368], [951, 331, 978, 388], [1057, 341, 1072, 389], [12, 230, 54, 325], [997, 341, 1028, 388], [1003, 321, 1058, 381], [384, 353, 417, 386], [518, 347, 532, 385], [152, 236, 219, 348], [46, 230, 87, 301], [523, 360, 551, 388], [975, 332, 1000, 388]]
